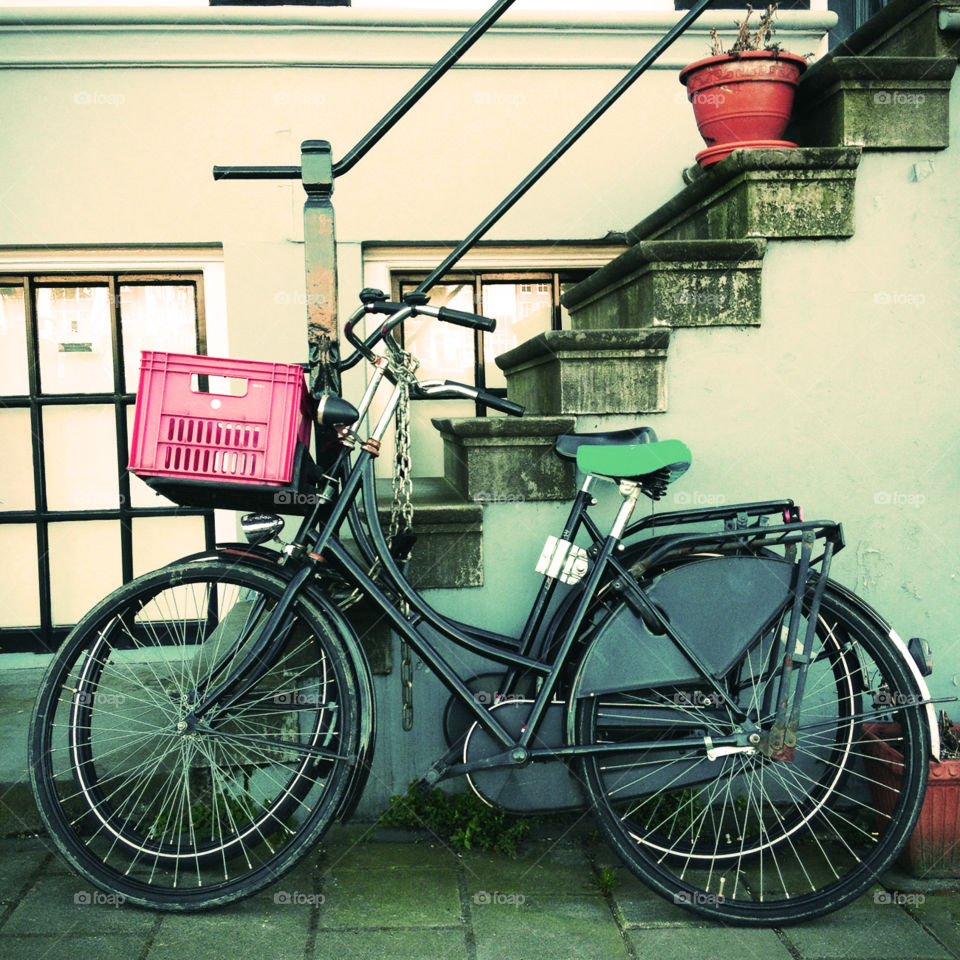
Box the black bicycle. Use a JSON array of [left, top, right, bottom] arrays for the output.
[[28, 289, 941, 925]]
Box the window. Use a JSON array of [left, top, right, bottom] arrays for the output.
[[0, 273, 215, 654], [393, 268, 591, 413]]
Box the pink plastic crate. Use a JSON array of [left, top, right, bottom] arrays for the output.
[[129, 351, 311, 488]]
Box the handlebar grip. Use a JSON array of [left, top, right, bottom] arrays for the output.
[[437, 306, 497, 333], [477, 390, 524, 417]]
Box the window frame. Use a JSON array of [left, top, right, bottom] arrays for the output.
[[0, 271, 216, 654]]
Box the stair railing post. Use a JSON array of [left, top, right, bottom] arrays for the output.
[[301, 139, 340, 396]]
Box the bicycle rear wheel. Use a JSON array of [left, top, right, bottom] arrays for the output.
[[30, 559, 364, 910], [573, 576, 930, 925]]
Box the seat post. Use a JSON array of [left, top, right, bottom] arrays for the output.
[[610, 480, 641, 540]]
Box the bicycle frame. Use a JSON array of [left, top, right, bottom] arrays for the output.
[[183, 354, 855, 788]]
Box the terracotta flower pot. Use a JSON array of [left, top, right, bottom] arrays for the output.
[[679, 50, 807, 168], [862, 721, 960, 878]]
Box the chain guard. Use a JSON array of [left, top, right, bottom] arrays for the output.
[[462, 700, 585, 813]]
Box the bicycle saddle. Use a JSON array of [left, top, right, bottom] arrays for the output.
[[554, 426, 658, 460]]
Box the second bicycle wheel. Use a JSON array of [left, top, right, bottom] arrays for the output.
[[572, 570, 930, 925], [30, 559, 367, 911]]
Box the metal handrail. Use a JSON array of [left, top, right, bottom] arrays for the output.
[[214, 0, 716, 283]]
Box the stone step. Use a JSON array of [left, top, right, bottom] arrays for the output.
[[832, 0, 960, 60], [430, 415, 577, 503], [560, 239, 765, 331], [494, 328, 668, 416], [623, 147, 861, 243], [374, 476, 483, 589], [789, 55, 955, 150]]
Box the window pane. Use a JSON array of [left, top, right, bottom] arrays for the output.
[[0, 409, 35, 510], [0, 286, 29, 395], [125, 405, 177, 509], [0, 525, 40, 627], [132, 515, 206, 577], [49, 520, 122, 625], [401, 282, 475, 384], [44, 405, 120, 511], [120, 284, 198, 392], [481, 282, 553, 390], [36, 286, 113, 394]]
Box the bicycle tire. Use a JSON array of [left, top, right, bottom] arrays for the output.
[[30, 559, 365, 911], [572, 571, 929, 925]]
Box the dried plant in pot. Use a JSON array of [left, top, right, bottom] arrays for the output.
[[679, 4, 809, 168], [862, 711, 960, 878]]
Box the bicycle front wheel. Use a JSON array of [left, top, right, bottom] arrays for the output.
[[30, 559, 365, 911], [573, 580, 930, 925]]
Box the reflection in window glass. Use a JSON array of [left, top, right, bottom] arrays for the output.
[[0, 286, 29, 395], [401, 282, 475, 384], [132, 514, 206, 577], [44, 405, 120, 511], [0, 409, 36, 510], [0, 526, 40, 627], [481, 282, 552, 390], [120, 284, 198, 392], [49, 520, 122, 625], [37, 286, 113, 394]]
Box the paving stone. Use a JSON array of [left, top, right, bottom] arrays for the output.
[[626, 927, 793, 960], [321, 839, 459, 872], [312, 928, 468, 960], [150, 907, 311, 960], [316, 865, 462, 928], [1, 872, 155, 936], [470, 893, 627, 960], [611, 872, 721, 929], [0, 838, 51, 902], [0, 934, 149, 960], [910, 892, 960, 956], [779, 887, 951, 960], [459, 842, 598, 898]]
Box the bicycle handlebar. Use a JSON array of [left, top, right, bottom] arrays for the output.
[[339, 294, 497, 371], [414, 380, 525, 417]]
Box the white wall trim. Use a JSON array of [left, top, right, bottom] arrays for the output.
[[0, 8, 837, 70]]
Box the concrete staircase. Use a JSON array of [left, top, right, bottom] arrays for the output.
[[401, 0, 959, 591]]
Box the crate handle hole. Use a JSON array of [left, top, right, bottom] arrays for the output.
[[190, 374, 249, 397]]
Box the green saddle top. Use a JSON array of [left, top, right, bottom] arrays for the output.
[[576, 438, 692, 483]]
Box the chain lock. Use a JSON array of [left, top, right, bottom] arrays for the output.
[[388, 351, 418, 731]]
